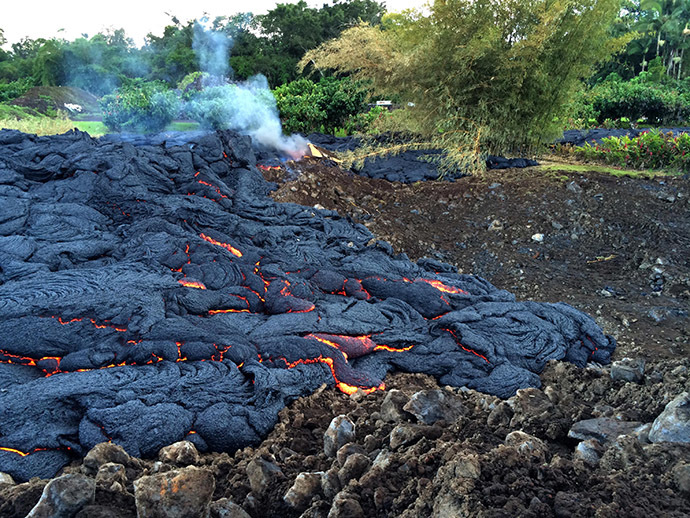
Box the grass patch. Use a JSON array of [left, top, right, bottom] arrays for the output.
[[73, 121, 107, 136], [538, 160, 671, 178], [0, 113, 75, 136], [74, 120, 200, 137]]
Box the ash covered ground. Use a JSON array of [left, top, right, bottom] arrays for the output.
[[0, 129, 688, 517]]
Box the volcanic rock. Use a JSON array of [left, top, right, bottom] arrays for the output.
[[133, 466, 215, 518], [82, 443, 132, 476], [94, 463, 127, 491], [568, 417, 643, 444], [26, 474, 95, 518], [504, 431, 548, 463], [328, 492, 364, 518], [380, 389, 411, 422], [324, 416, 356, 457], [284, 472, 323, 510], [671, 462, 690, 494], [334, 445, 363, 468], [389, 423, 442, 450], [158, 441, 200, 466], [649, 392, 690, 443], [337, 453, 371, 485], [610, 357, 645, 383], [209, 498, 252, 518], [573, 439, 604, 466], [246, 458, 284, 496], [402, 389, 466, 424], [0, 473, 15, 485]]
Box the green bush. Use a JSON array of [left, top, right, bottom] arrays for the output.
[[575, 130, 690, 171], [100, 80, 179, 132], [273, 77, 368, 134], [0, 78, 36, 103], [569, 75, 690, 127]]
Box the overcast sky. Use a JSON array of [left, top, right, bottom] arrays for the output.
[[1, 0, 427, 48]]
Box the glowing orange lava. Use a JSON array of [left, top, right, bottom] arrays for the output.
[[178, 280, 207, 289], [199, 233, 242, 257]]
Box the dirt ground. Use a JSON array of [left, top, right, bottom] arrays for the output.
[[2, 156, 689, 518]]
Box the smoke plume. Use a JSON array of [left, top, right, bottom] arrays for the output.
[[188, 20, 308, 158]]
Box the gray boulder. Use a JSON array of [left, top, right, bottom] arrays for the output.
[[26, 474, 95, 518], [649, 392, 690, 443]]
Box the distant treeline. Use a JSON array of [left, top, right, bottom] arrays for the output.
[[0, 0, 385, 97]]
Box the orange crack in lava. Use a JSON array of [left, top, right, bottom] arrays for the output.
[[403, 277, 468, 295], [0, 446, 69, 457], [280, 355, 385, 396], [445, 329, 490, 363], [50, 316, 128, 332], [199, 233, 242, 257], [306, 334, 414, 359], [178, 280, 207, 289]]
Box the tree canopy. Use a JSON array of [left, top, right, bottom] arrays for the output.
[[300, 0, 629, 164]]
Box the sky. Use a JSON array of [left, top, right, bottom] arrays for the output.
[[1, 0, 428, 48]]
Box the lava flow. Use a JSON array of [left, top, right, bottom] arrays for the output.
[[0, 128, 615, 483]]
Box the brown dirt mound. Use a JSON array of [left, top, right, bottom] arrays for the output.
[[10, 86, 100, 117]]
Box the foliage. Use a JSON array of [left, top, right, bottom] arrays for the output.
[[273, 77, 368, 134], [0, 77, 36, 102], [568, 72, 690, 125], [300, 0, 626, 173], [575, 129, 690, 170], [100, 80, 179, 132]]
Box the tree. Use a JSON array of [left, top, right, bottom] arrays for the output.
[[300, 0, 628, 170]]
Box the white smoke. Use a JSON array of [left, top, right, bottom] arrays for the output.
[[189, 20, 308, 158]]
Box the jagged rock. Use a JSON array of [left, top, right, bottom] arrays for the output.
[[0, 472, 15, 485], [324, 416, 356, 457], [610, 358, 645, 383], [649, 392, 690, 443], [568, 418, 643, 444], [338, 453, 371, 486], [327, 492, 363, 518], [284, 472, 323, 510], [574, 439, 604, 466], [402, 389, 466, 425], [95, 463, 127, 491], [246, 458, 284, 496], [505, 431, 548, 463], [486, 401, 514, 428], [82, 443, 132, 476], [133, 466, 215, 518], [631, 423, 652, 443], [336, 443, 366, 467], [209, 498, 252, 518], [380, 390, 411, 422], [321, 467, 342, 500], [671, 463, 690, 494], [599, 436, 644, 471], [389, 424, 423, 450], [159, 441, 200, 466], [26, 474, 95, 518]]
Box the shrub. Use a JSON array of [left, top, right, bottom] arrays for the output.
[[0, 78, 36, 103], [575, 130, 690, 172], [570, 77, 690, 127], [100, 80, 179, 132], [273, 77, 368, 134]]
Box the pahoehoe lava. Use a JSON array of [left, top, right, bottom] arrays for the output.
[[0, 129, 615, 482]]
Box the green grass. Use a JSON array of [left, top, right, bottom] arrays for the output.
[[73, 120, 201, 137], [538, 160, 671, 178], [73, 121, 107, 136], [0, 113, 75, 135]]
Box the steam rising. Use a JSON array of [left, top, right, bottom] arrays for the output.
[[189, 20, 308, 158]]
